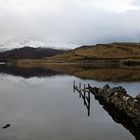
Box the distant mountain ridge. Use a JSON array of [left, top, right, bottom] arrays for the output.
[[0, 46, 66, 60], [0, 38, 79, 60]]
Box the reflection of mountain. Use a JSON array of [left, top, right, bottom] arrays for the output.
[[0, 74, 49, 86], [1, 64, 140, 82], [0, 65, 62, 78], [17, 63, 140, 82]]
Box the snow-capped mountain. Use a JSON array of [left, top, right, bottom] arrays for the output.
[[0, 38, 79, 52], [0, 38, 80, 59]]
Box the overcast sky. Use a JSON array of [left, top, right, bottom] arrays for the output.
[[0, 0, 140, 45]]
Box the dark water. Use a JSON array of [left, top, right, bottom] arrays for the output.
[[0, 65, 139, 140]]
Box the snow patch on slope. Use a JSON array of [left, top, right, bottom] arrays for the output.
[[0, 38, 79, 52]]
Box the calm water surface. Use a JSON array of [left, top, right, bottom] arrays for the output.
[[0, 69, 139, 140]]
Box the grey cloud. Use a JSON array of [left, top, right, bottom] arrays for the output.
[[133, 0, 140, 5], [0, 0, 140, 46]]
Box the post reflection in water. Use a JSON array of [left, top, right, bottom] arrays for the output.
[[73, 82, 140, 140], [74, 82, 91, 116]]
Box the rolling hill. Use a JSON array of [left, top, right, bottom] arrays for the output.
[[45, 42, 140, 62]]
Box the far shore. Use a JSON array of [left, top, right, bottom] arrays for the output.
[[16, 58, 140, 68]]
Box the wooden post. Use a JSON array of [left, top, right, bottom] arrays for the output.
[[88, 84, 90, 89], [73, 80, 75, 93], [79, 83, 81, 98], [73, 80, 75, 87], [79, 83, 81, 88], [84, 84, 86, 90]]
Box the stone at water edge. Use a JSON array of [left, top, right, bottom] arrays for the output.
[[135, 94, 140, 100]]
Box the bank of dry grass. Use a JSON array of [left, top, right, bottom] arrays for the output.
[[45, 42, 140, 62]]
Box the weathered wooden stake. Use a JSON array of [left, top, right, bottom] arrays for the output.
[[79, 83, 81, 88], [79, 83, 82, 98], [73, 80, 75, 93]]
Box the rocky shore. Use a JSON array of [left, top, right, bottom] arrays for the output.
[[74, 83, 140, 128]]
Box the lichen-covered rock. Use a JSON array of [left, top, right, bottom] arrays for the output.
[[127, 98, 136, 107]]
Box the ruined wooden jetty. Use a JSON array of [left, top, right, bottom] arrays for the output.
[[73, 81, 140, 129]]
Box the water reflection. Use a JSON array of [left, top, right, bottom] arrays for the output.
[[0, 64, 139, 139], [40, 64, 140, 82], [0, 74, 137, 140], [73, 84, 140, 140], [74, 83, 91, 116], [1, 64, 140, 82], [0, 65, 62, 78]]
